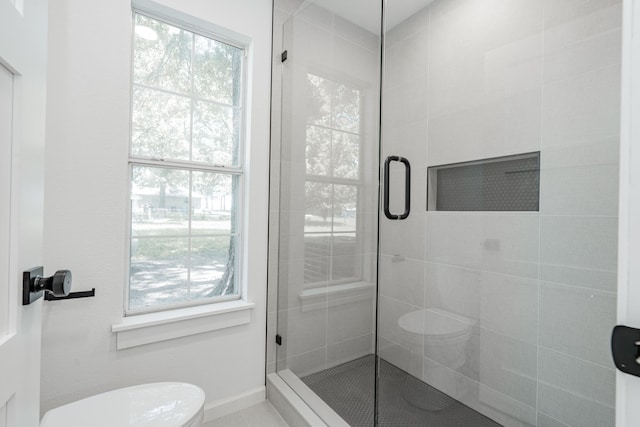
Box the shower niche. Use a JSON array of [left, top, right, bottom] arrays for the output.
[[427, 152, 540, 212]]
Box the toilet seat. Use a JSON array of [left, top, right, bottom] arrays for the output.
[[40, 382, 205, 427]]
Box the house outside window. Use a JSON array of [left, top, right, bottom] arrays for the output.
[[128, 12, 244, 314]]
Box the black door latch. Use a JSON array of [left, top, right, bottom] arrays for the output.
[[612, 325, 640, 377]]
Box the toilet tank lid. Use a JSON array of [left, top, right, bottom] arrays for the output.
[[40, 382, 205, 427]]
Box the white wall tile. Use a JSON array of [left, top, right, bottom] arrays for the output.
[[543, 0, 621, 30], [538, 347, 615, 408], [422, 357, 537, 427], [539, 216, 618, 292], [540, 140, 619, 216], [379, 255, 425, 307], [327, 298, 374, 345], [538, 282, 616, 366], [542, 64, 621, 150], [537, 382, 614, 427], [544, 3, 621, 53], [280, 305, 327, 357], [537, 413, 571, 427], [543, 29, 621, 84], [379, 211, 426, 260], [427, 89, 542, 166], [476, 328, 537, 408], [426, 213, 539, 278], [327, 334, 374, 368]]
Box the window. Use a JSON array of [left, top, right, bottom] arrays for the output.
[[128, 12, 244, 313], [303, 73, 362, 287]]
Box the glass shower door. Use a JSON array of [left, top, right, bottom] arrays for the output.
[[377, 0, 620, 426]]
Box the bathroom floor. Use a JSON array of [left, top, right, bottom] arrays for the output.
[[202, 401, 289, 427], [302, 355, 501, 427]]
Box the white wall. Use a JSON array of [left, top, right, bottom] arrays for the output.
[[41, 0, 272, 414]]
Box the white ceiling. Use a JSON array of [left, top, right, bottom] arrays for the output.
[[311, 0, 435, 34]]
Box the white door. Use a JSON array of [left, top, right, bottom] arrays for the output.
[[618, 1, 640, 426], [0, 0, 49, 426]]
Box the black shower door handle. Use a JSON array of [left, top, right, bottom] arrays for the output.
[[383, 156, 411, 220]]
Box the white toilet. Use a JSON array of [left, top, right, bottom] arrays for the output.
[[40, 382, 205, 427], [398, 308, 475, 410]]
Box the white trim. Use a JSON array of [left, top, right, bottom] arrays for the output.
[[617, 1, 640, 426], [203, 386, 265, 422], [112, 300, 255, 349], [266, 373, 327, 427], [277, 370, 350, 427], [131, 0, 251, 48]]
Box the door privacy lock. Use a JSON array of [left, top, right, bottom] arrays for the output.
[[22, 267, 72, 305]]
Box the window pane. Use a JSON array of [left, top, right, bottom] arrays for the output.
[[130, 237, 189, 310], [131, 166, 190, 236], [192, 101, 239, 165], [306, 74, 332, 127], [334, 184, 357, 232], [305, 125, 331, 176], [190, 236, 237, 298], [333, 131, 359, 179], [305, 182, 332, 233], [131, 87, 191, 160], [193, 35, 243, 106], [191, 172, 236, 235], [333, 83, 360, 133], [133, 14, 192, 94]]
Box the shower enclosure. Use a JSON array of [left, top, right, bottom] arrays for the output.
[[268, 0, 621, 425]]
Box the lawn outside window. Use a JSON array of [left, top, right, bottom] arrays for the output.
[[127, 11, 244, 314]]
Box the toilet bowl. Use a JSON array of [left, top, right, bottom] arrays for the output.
[[40, 382, 205, 427], [398, 308, 475, 410]]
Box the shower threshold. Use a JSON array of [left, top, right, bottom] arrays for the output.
[[301, 354, 501, 426]]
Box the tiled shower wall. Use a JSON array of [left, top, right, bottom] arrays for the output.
[[379, 1, 620, 426]]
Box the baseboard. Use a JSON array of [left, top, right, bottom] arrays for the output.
[[203, 386, 266, 422]]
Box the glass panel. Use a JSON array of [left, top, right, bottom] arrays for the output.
[[191, 172, 235, 235], [133, 14, 192, 94], [190, 236, 236, 298], [193, 35, 243, 106], [131, 166, 190, 236], [304, 181, 332, 233], [129, 237, 189, 310], [332, 131, 359, 179], [306, 74, 332, 127], [305, 125, 331, 176], [192, 101, 239, 165], [273, 1, 380, 425], [333, 184, 357, 232], [131, 87, 191, 160], [333, 83, 360, 133]]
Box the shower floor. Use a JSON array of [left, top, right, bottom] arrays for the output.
[[302, 355, 501, 427]]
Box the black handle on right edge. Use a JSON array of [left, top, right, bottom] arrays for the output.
[[383, 156, 411, 220]]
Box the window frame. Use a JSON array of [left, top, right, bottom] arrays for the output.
[[302, 71, 365, 290], [125, 9, 247, 316]]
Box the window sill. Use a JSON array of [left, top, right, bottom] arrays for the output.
[[111, 300, 256, 350], [298, 281, 374, 312]]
